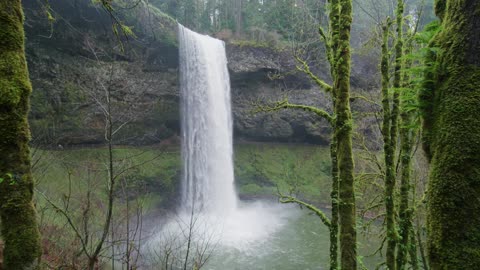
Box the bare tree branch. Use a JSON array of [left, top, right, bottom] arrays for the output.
[[278, 192, 332, 229], [253, 98, 334, 125]]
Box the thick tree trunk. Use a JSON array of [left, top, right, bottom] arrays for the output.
[[0, 0, 42, 268], [421, 0, 480, 268]]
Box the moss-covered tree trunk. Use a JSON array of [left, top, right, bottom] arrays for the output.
[[328, 1, 340, 268], [421, 0, 480, 268], [0, 0, 42, 268], [379, 2, 404, 269], [380, 18, 396, 270], [396, 37, 415, 270], [387, 2, 404, 269], [329, 137, 339, 270], [408, 227, 419, 270], [335, 0, 356, 269]]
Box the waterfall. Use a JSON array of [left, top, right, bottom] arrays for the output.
[[146, 26, 292, 261], [178, 24, 237, 214]]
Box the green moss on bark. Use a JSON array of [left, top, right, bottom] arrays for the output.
[[423, 0, 480, 269], [329, 138, 339, 270], [434, 0, 446, 21], [328, 1, 340, 268], [0, 0, 42, 268], [334, 0, 357, 269], [396, 36, 415, 270], [386, 2, 405, 268], [418, 44, 437, 160]]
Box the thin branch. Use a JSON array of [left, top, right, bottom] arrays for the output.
[[36, 189, 91, 259], [278, 192, 331, 229], [253, 98, 334, 125], [294, 55, 333, 93], [351, 94, 381, 106]]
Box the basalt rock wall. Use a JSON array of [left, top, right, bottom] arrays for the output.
[[25, 0, 376, 147]]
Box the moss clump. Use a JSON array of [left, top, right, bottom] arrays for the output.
[[434, 0, 446, 21], [230, 39, 270, 49], [0, 52, 30, 106]]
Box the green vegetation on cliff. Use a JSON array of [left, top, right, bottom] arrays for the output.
[[34, 144, 332, 210], [235, 143, 331, 202]]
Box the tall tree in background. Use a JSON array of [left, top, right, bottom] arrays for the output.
[[381, 1, 404, 269], [395, 43, 414, 270], [233, 0, 243, 35], [179, 0, 197, 28], [380, 8, 427, 269], [380, 19, 395, 269], [420, 0, 480, 268], [396, 23, 419, 270], [0, 0, 42, 268]]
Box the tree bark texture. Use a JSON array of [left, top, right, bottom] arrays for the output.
[[0, 1, 42, 268], [421, 0, 480, 269]]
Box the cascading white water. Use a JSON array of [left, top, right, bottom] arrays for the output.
[[178, 24, 237, 214], [146, 26, 294, 265]]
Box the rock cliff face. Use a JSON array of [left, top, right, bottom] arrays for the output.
[[227, 44, 333, 144], [23, 0, 357, 147]]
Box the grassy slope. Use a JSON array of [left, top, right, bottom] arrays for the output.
[[33, 147, 180, 209], [234, 143, 331, 203], [33, 143, 332, 211]]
